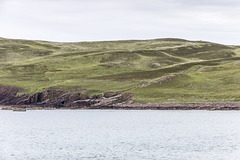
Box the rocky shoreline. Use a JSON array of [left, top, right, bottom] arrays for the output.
[[1, 84, 240, 110], [2, 103, 240, 110]]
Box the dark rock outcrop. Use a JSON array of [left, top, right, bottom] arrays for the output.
[[0, 85, 134, 109], [1, 84, 240, 110], [0, 84, 28, 105]]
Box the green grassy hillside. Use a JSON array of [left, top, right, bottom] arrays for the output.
[[1, 37, 240, 103]]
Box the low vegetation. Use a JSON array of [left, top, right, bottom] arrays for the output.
[[1, 37, 240, 103]]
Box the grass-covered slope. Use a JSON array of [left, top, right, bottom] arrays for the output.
[[1, 37, 240, 103]]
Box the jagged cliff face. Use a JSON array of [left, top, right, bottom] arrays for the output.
[[1, 84, 240, 110], [0, 85, 134, 108]]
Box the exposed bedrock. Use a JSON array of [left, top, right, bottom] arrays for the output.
[[1, 84, 240, 110], [0, 85, 134, 108], [0, 84, 28, 105]]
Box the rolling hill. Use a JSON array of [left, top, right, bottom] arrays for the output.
[[1, 37, 240, 108]]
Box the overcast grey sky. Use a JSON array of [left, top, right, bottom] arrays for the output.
[[0, 0, 240, 44]]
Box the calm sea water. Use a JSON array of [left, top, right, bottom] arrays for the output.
[[0, 110, 240, 160]]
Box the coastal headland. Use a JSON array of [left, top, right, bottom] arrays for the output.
[[1, 37, 240, 110]]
